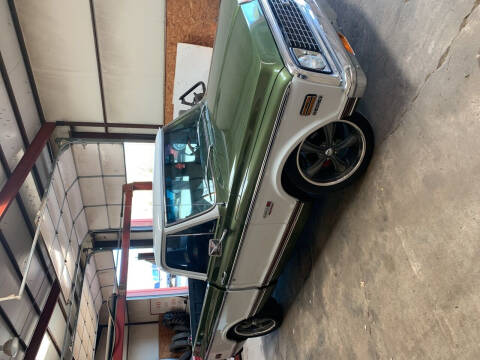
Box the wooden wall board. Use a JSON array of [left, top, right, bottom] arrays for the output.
[[158, 316, 177, 358], [164, 0, 220, 124]]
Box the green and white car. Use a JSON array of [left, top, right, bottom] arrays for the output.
[[153, 0, 374, 359]]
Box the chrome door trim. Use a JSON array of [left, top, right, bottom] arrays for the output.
[[226, 84, 291, 288]]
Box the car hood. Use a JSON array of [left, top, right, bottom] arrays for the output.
[[204, 0, 284, 201]]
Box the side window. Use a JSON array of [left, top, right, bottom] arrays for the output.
[[165, 220, 217, 274]]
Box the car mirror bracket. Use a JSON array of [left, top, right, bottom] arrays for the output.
[[208, 229, 228, 257]]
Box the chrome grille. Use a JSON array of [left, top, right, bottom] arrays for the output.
[[268, 0, 320, 52]]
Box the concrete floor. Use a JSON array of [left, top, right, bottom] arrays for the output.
[[244, 0, 480, 359]]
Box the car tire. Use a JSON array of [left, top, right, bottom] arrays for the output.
[[173, 325, 190, 333], [227, 298, 283, 341], [163, 311, 189, 329], [169, 339, 190, 353], [283, 112, 374, 197], [178, 349, 192, 360], [172, 332, 190, 342]]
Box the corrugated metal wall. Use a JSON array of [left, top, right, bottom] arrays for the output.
[[0, 2, 105, 358], [1, 0, 59, 358]]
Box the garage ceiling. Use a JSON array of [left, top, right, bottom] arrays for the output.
[[14, 0, 165, 132]]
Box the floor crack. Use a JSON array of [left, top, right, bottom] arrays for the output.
[[383, 0, 479, 144]]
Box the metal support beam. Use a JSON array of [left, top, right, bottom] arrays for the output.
[[7, 0, 46, 124], [93, 239, 153, 250], [88, 0, 108, 132], [0, 144, 54, 284], [112, 182, 152, 360], [24, 280, 61, 360], [56, 121, 160, 129], [111, 185, 132, 360], [70, 131, 156, 142], [0, 51, 45, 196], [0, 123, 55, 223]]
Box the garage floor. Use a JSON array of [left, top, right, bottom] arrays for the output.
[[244, 0, 480, 359]]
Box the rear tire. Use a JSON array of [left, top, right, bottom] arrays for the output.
[[172, 332, 190, 342], [178, 349, 192, 360], [227, 298, 283, 341], [163, 311, 189, 328], [283, 112, 374, 198], [169, 339, 190, 353]]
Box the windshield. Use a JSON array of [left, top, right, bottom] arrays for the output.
[[164, 106, 215, 224]]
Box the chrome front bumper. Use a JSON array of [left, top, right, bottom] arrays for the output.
[[258, 0, 367, 98]]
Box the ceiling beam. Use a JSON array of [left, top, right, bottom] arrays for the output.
[[88, 0, 108, 133], [0, 123, 55, 223], [0, 51, 45, 196], [93, 239, 153, 250], [56, 121, 160, 129], [7, 0, 46, 124], [70, 131, 156, 142]]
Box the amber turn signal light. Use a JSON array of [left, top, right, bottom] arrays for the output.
[[338, 32, 355, 55]]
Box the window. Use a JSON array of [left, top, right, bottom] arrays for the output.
[[165, 220, 216, 274], [113, 248, 188, 292], [124, 142, 155, 221], [164, 107, 215, 224]]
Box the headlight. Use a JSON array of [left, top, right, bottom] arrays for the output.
[[292, 48, 330, 72]]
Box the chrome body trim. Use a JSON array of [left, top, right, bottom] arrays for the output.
[[202, 284, 227, 359], [226, 84, 292, 289], [261, 201, 304, 286]]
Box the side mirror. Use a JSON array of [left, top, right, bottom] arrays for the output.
[[208, 229, 228, 257], [208, 238, 222, 257]]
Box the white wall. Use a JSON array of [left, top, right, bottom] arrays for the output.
[[127, 324, 158, 360], [173, 43, 213, 118]]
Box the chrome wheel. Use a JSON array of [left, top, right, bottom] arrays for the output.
[[296, 120, 366, 186], [233, 317, 277, 338]]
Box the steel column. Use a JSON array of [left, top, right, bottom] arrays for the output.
[[0, 123, 55, 223], [24, 280, 61, 360], [111, 184, 132, 360], [56, 121, 160, 129], [70, 131, 156, 142], [112, 182, 152, 360], [0, 51, 45, 196]]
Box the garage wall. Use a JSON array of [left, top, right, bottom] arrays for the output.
[[0, 1, 59, 358], [127, 323, 159, 360], [164, 0, 220, 124]]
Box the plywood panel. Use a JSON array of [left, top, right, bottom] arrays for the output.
[[164, 0, 220, 123], [158, 320, 176, 358]]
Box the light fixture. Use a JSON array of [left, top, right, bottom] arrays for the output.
[[292, 48, 330, 72], [0, 337, 19, 357]]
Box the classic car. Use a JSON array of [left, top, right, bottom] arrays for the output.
[[153, 0, 374, 359]]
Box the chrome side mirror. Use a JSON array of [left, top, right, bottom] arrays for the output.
[[208, 229, 228, 257], [208, 239, 222, 257]]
